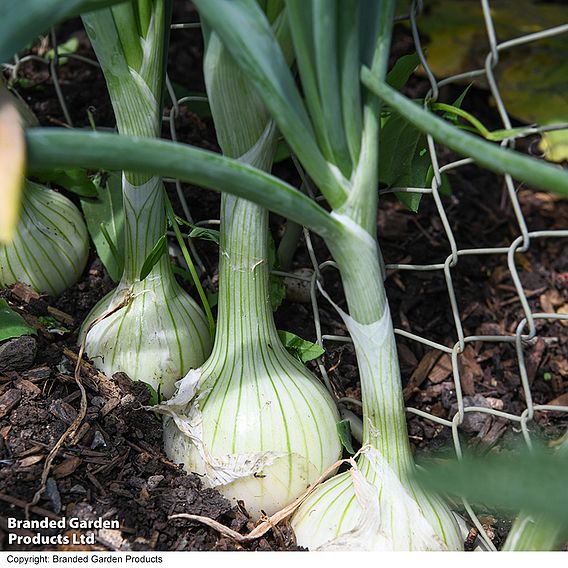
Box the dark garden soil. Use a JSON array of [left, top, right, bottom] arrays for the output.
[[1, 2, 567, 553]]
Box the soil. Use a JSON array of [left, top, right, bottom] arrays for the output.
[[1, 2, 567, 553]]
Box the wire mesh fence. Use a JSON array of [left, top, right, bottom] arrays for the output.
[[397, 0, 568, 547], [4, 0, 568, 551]]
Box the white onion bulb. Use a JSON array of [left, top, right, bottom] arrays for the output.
[[0, 180, 89, 296]]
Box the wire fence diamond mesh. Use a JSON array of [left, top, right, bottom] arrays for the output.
[[4, 0, 568, 551]]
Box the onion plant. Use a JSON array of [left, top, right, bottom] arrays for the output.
[[0, 179, 89, 296], [184, 0, 463, 550], [19, 0, 568, 552], [79, 0, 211, 397], [25, 104, 568, 547], [162, 9, 341, 518]]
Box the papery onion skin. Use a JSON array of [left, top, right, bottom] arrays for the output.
[[291, 450, 462, 551], [163, 358, 342, 518], [0, 180, 89, 296]]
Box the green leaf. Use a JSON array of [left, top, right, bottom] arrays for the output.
[[171, 264, 194, 287], [339, 2, 363, 164], [206, 290, 219, 309], [416, 448, 568, 526], [80, 171, 125, 282], [273, 140, 291, 163], [33, 168, 97, 198], [27, 129, 341, 241], [188, 226, 220, 245], [173, 215, 220, 245], [270, 275, 286, 312], [45, 36, 79, 63], [451, 84, 472, 112], [142, 381, 162, 406], [425, 165, 452, 197], [267, 231, 285, 311], [312, 0, 352, 176], [12, 78, 37, 90], [386, 52, 420, 91], [336, 419, 355, 455], [278, 330, 325, 364], [38, 315, 69, 335], [139, 234, 167, 281], [192, 0, 347, 209], [265, 0, 284, 23], [379, 113, 430, 212], [0, 299, 36, 342], [395, 191, 422, 213], [362, 72, 568, 199], [165, 193, 215, 340]]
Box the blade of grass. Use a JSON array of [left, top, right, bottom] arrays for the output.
[[164, 193, 214, 340]]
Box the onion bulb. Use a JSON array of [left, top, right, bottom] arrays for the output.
[[0, 180, 89, 296]]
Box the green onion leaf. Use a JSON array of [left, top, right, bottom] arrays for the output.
[[0, 0, 126, 64]]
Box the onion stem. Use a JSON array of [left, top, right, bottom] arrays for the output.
[[79, 1, 211, 396]]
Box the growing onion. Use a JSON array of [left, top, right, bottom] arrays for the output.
[[0, 179, 89, 296]]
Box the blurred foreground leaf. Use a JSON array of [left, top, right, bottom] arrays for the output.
[[0, 0, 126, 64], [416, 448, 568, 526], [0, 86, 25, 243]]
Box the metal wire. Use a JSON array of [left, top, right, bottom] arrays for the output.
[[8, 5, 568, 551]]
